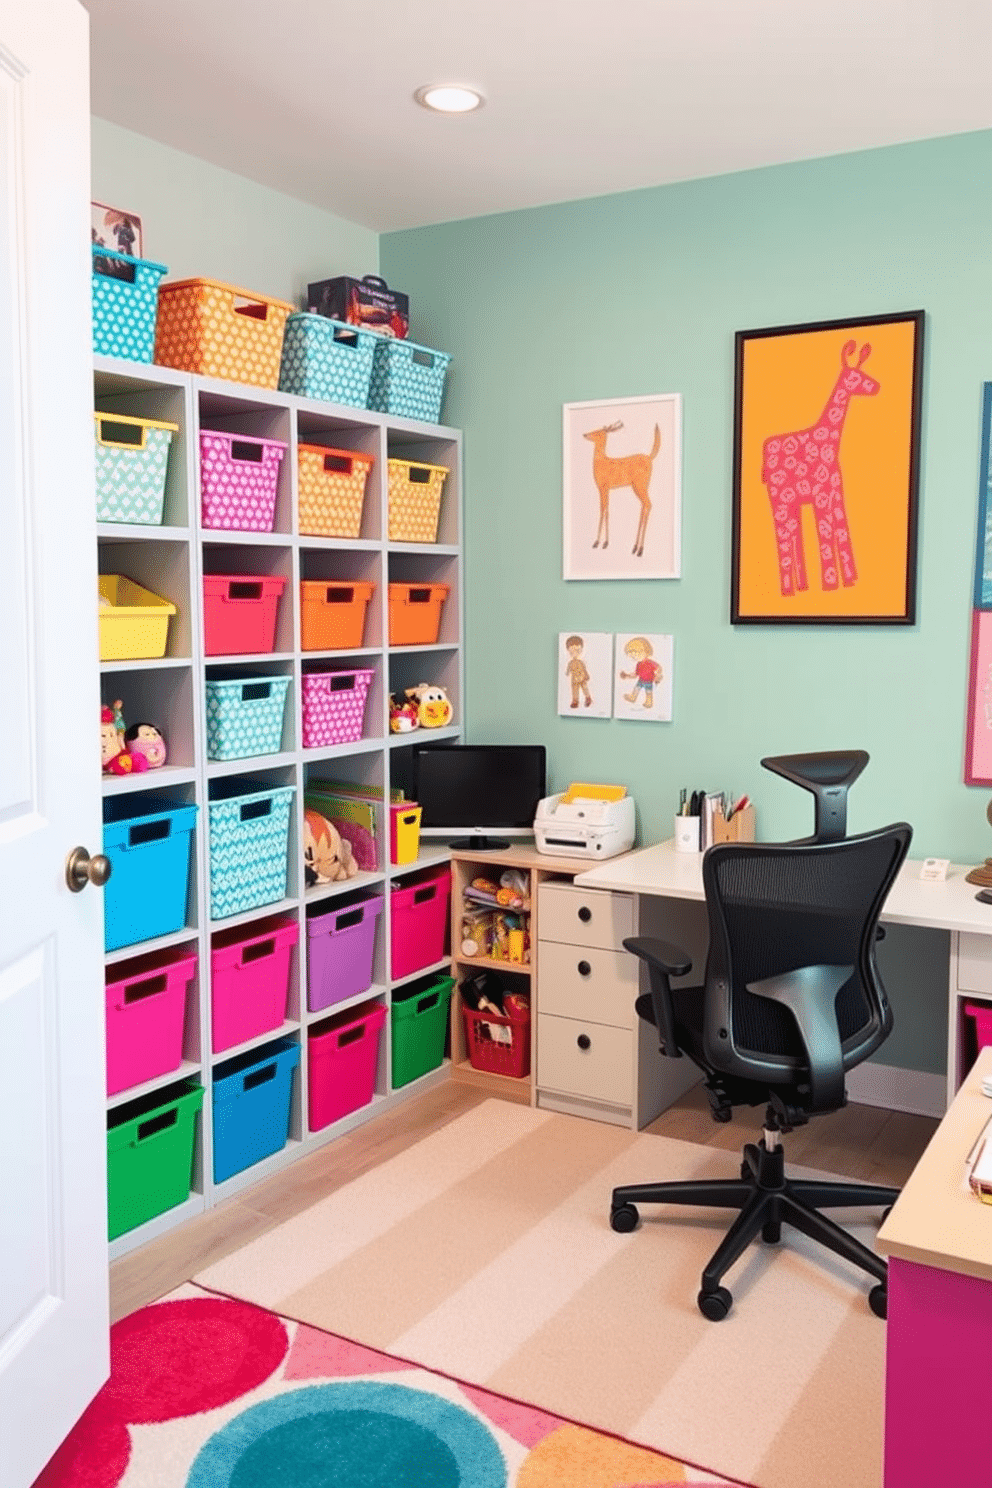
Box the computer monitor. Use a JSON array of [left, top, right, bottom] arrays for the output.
[[411, 743, 547, 850]]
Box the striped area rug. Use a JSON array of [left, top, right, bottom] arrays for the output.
[[196, 1099, 888, 1488]]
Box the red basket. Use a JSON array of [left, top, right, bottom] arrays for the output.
[[461, 1002, 530, 1079]]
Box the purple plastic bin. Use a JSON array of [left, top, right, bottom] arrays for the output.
[[307, 894, 383, 1012]]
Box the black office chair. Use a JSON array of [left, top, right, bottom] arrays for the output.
[[610, 751, 912, 1321]]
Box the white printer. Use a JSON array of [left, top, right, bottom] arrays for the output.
[[533, 783, 635, 860]]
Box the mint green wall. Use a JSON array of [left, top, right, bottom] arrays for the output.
[[91, 119, 378, 308]]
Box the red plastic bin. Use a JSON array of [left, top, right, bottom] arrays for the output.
[[308, 1000, 387, 1131], [204, 573, 286, 655], [105, 946, 197, 1096], [210, 914, 299, 1054], [390, 866, 451, 980], [461, 1000, 531, 1079], [964, 1001, 992, 1051]]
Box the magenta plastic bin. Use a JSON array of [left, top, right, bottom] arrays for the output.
[[105, 947, 196, 1096], [210, 914, 299, 1053], [308, 1000, 387, 1131], [307, 894, 383, 1013], [301, 667, 374, 748], [200, 430, 287, 532], [389, 867, 451, 980], [964, 1001, 992, 1051]]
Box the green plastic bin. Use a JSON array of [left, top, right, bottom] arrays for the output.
[[107, 1079, 203, 1239], [390, 973, 454, 1089]]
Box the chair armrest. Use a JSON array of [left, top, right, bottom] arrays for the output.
[[623, 936, 692, 1060], [746, 963, 853, 1112]]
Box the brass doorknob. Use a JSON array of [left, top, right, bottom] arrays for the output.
[[65, 846, 112, 893]]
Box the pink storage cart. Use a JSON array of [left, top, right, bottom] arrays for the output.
[[210, 915, 299, 1053], [301, 667, 374, 748], [307, 895, 383, 1012], [390, 866, 451, 980], [308, 1000, 387, 1131], [199, 431, 287, 532], [105, 946, 197, 1096]]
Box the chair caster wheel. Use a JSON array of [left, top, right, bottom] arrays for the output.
[[698, 1286, 732, 1321], [610, 1203, 639, 1233], [762, 1221, 781, 1244], [869, 1285, 887, 1320]]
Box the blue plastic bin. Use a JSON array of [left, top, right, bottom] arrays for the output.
[[278, 314, 377, 406], [207, 779, 295, 920], [102, 797, 198, 952], [91, 245, 168, 363], [212, 1037, 300, 1183], [367, 336, 451, 424]]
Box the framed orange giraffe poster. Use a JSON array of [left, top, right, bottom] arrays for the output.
[[731, 311, 925, 624]]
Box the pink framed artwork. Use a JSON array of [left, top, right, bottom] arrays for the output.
[[965, 610, 992, 784]]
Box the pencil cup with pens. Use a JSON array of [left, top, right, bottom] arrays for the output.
[[675, 789, 755, 853]]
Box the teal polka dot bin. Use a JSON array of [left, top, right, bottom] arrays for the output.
[[278, 313, 377, 407], [367, 336, 452, 425], [94, 412, 178, 525], [205, 675, 292, 761], [91, 245, 168, 363], [207, 780, 296, 921]]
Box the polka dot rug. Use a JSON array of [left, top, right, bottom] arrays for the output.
[[32, 1285, 753, 1488]]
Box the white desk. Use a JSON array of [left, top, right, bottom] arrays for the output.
[[576, 840, 992, 1110]]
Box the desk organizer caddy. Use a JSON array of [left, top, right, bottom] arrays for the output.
[[102, 797, 198, 952], [301, 667, 374, 748], [390, 865, 451, 979], [153, 278, 294, 389], [205, 675, 291, 760], [306, 894, 383, 1012], [106, 1079, 203, 1239], [105, 946, 197, 1096], [462, 999, 531, 1079], [212, 1038, 300, 1183], [91, 245, 168, 363], [199, 431, 287, 532], [206, 779, 295, 920], [278, 314, 377, 406], [387, 459, 449, 543], [368, 337, 451, 424], [297, 446, 374, 538], [98, 575, 177, 661], [308, 1000, 386, 1131], [210, 915, 298, 1054], [94, 413, 179, 525], [300, 581, 375, 651], [202, 574, 286, 655], [388, 582, 449, 646], [390, 973, 454, 1088]]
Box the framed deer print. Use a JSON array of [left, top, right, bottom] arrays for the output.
[[562, 393, 682, 581], [731, 311, 925, 624]]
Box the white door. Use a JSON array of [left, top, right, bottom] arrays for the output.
[[0, 3, 109, 1485]]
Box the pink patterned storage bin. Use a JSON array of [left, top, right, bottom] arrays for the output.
[[301, 668, 374, 748], [200, 430, 288, 532]]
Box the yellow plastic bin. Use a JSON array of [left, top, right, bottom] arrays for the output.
[[387, 459, 449, 543], [390, 803, 422, 865], [98, 575, 177, 661]]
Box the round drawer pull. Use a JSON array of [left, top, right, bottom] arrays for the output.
[[577, 960, 591, 977], [578, 906, 592, 923], [577, 1033, 591, 1051]]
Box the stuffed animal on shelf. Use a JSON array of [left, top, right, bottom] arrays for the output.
[[101, 701, 149, 776], [389, 692, 420, 733], [303, 808, 358, 886], [404, 682, 453, 729], [123, 721, 167, 769]]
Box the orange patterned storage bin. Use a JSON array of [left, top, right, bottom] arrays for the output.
[[153, 278, 294, 389], [297, 445, 374, 538], [387, 458, 449, 543]]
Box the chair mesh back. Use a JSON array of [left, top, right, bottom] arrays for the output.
[[704, 829, 908, 1064]]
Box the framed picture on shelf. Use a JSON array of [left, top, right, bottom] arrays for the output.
[[731, 310, 925, 625], [562, 393, 682, 581]]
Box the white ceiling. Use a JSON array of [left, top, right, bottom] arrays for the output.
[[82, 0, 992, 234]]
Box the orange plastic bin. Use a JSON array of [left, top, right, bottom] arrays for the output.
[[388, 582, 449, 646], [154, 278, 294, 389], [301, 581, 375, 651]]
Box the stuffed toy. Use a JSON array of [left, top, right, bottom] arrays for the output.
[[405, 682, 453, 729], [303, 808, 358, 885], [389, 692, 420, 733], [101, 701, 149, 776], [124, 721, 167, 769]]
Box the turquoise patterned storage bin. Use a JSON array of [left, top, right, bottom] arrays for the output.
[[94, 413, 179, 525], [367, 337, 451, 424], [207, 780, 295, 920], [205, 676, 291, 761], [278, 314, 377, 406], [92, 246, 168, 363]]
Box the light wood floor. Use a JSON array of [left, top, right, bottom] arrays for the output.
[[109, 1077, 939, 1323]]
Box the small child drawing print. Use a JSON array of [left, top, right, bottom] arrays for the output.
[[614, 633, 674, 721], [557, 632, 613, 718]]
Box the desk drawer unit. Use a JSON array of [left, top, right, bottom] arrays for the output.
[[956, 932, 992, 995], [537, 941, 637, 1027], [537, 883, 635, 951], [537, 1013, 633, 1107]]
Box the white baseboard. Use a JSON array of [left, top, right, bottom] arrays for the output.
[[845, 1061, 946, 1118]]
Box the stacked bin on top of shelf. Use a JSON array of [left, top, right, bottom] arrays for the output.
[[278, 316, 378, 407], [154, 279, 294, 389], [368, 338, 452, 425], [91, 245, 168, 364]]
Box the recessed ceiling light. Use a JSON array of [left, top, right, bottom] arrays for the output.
[[414, 84, 484, 114]]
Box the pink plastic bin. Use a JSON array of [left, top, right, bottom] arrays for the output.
[[389, 866, 451, 980], [211, 915, 299, 1053], [964, 1001, 992, 1051], [105, 946, 196, 1096], [308, 1000, 386, 1131], [307, 894, 383, 1012], [203, 573, 286, 655], [200, 431, 287, 533], [301, 667, 373, 748]]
